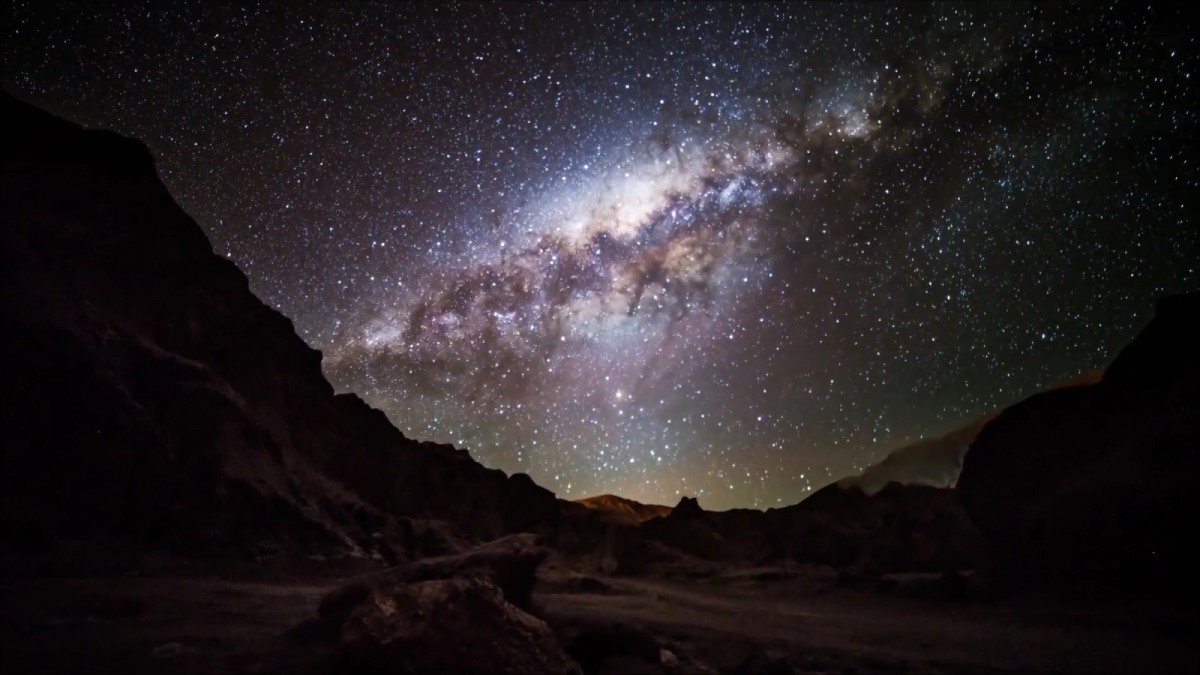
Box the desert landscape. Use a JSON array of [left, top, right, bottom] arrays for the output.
[[4, 554, 1196, 674], [3, 90, 1196, 674]]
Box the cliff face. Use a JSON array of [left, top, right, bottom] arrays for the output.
[[958, 293, 1199, 597], [0, 93, 556, 560]]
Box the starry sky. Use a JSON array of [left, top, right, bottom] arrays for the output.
[[6, 2, 1197, 509]]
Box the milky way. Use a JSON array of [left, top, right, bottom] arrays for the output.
[[6, 2, 1196, 508]]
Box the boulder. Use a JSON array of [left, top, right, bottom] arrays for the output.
[[337, 577, 579, 675], [291, 536, 579, 674], [319, 533, 547, 619]]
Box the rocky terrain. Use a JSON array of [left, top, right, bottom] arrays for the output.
[[845, 370, 1103, 496], [2, 93, 1196, 674], [557, 483, 986, 581], [958, 293, 1198, 599], [571, 494, 674, 526], [2, 92, 556, 569]]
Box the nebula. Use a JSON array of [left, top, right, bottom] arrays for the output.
[[326, 123, 801, 400]]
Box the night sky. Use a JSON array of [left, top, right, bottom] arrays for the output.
[[6, 2, 1196, 509]]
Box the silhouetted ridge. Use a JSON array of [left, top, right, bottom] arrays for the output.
[[958, 292, 1199, 600], [0, 92, 557, 561], [666, 496, 704, 520], [581, 485, 986, 576], [847, 371, 1102, 495]]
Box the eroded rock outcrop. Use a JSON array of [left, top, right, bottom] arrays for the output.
[[958, 293, 1199, 598], [847, 372, 1101, 495], [591, 486, 986, 576], [335, 577, 579, 675], [318, 533, 549, 617], [771, 481, 987, 574], [291, 535, 580, 674], [1, 93, 556, 561]]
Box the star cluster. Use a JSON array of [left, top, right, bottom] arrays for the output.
[[6, 2, 1196, 509]]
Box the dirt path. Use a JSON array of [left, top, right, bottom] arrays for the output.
[[537, 575, 1198, 674]]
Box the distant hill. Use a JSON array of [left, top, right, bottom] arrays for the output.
[[574, 494, 672, 526], [847, 370, 1104, 494]]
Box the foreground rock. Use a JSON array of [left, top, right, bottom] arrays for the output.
[[958, 293, 1199, 599], [290, 536, 580, 674], [318, 533, 549, 618], [1, 93, 557, 563], [338, 578, 578, 675]]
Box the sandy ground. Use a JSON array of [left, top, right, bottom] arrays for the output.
[[1, 568, 1195, 674], [538, 571, 1198, 674], [1, 575, 330, 674]]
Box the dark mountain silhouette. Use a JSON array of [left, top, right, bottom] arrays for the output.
[[2, 93, 1195, 675], [629, 484, 985, 575], [848, 371, 1103, 494], [1, 92, 557, 564], [0, 90, 975, 582], [560, 485, 987, 579], [958, 293, 1198, 599]]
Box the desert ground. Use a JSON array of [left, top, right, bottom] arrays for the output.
[[3, 559, 1194, 675], [3, 94, 1197, 675]]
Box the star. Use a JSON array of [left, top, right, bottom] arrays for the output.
[[5, 1, 1194, 508]]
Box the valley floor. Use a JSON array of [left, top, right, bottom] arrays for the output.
[[2, 567, 1195, 674], [539, 570, 1197, 674]]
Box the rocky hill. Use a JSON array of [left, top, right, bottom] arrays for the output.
[[848, 371, 1103, 495], [559, 483, 986, 579], [1, 93, 557, 564], [6, 91, 1192, 606], [620, 483, 986, 576], [572, 494, 673, 526], [958, 292, 1198, 599]]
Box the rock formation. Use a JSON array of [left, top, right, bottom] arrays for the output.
[[1, 92, 557, 562], [849, 371, 1102, 495], [572, 494, 672, 526], [583, 485, 987, 576], [288, 535, 580, 674], [958, 293, 1199, 598]]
